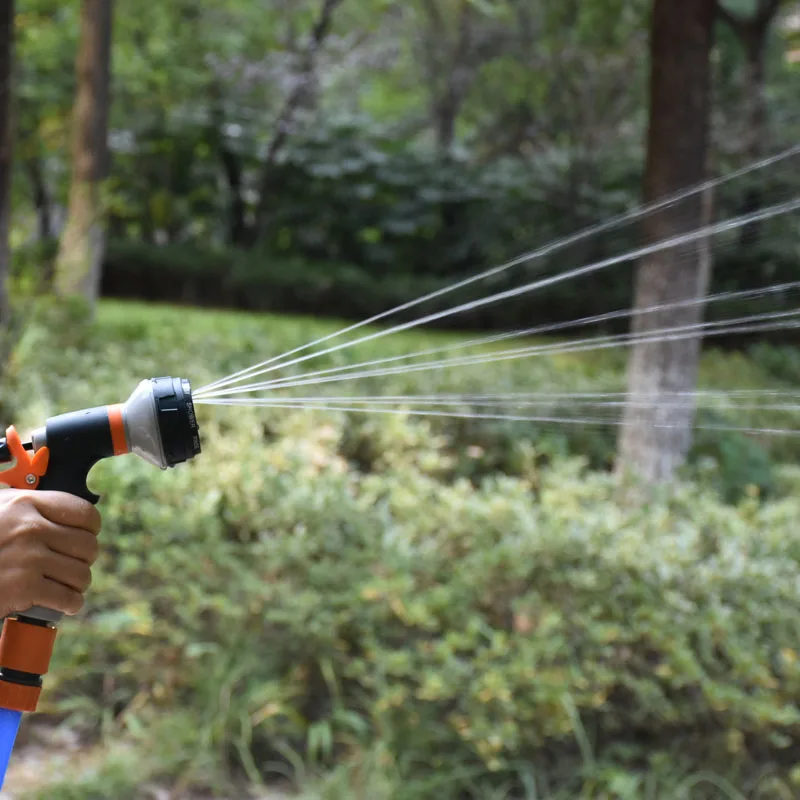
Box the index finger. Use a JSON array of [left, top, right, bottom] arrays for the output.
[[28, 491, 102, 535]]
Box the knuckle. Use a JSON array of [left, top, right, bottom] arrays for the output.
[[3, 492, 35, 522], [84, 506, 102, 534], [9, 522, 47, 564], [32, 544, 53, 572], [80, 565, 93, 592], [6, 572, 39, 613], [66, 593, 85, 615], [85, 535, 101, 562], [8, 504, 45, 539], [18, 515, 46, 542], [72, 531, 99, 563], [2, 490, 33, 509], [7, 571, 33, 608]]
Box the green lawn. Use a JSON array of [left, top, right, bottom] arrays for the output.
[[11, 298, 790, 429], [16, 298, 794, 479], [88, 298, 793, 395], [6, 297, 794, 504]]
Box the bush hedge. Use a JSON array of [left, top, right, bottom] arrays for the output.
[[92, 236, 799, 343], [30, 409, 800, 800]]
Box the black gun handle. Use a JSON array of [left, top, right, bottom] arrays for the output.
[[37, 456, 102, 504]]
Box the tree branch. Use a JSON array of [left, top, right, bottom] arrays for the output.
[[717, 0, 782, 35], [418, 0, 447, 93], [420, 0, 445, 37], [450, 0, 474, 97], [755, 0, 782, 28], [434, 0, 475, 150], [716, 1, 745, 36], [254, 0, 345, 237]]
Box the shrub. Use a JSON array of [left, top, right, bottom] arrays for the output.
[[7, 301, 800, 799], [95, 236, 799, 347], [747, 342, 800, 385], [30, 410, 800, 799]]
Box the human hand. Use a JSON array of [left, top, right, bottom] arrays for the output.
[[0, 491, 101, 618]]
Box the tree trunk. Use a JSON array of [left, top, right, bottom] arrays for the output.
[[435, 94, 458, 152], [25, 154, 52, 241], [616, 0, 716, 487], [53, 0, 113, 306], [219, 145, 247, 247], [210, 93, 247, 247], [739, 28, 767, 246], [0, 0, 13, 328], [742, 28, 768, 164]]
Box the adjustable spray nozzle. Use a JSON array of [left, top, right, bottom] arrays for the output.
[[27, 375, 202, 500], [0, 377, 202, 715]]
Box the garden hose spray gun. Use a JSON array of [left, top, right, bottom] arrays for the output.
[[0, 377, 201, 719]]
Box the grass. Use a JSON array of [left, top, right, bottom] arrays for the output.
[[86, 299, 798, 414], [3, 296, 786, 415], [84, 298, 785, 381], [89, 299, 800, 474]]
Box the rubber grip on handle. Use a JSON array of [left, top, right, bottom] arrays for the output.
[[37, 457, 102, 504], [17, 608, 63, 624]]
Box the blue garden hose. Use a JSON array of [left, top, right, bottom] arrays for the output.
[[0, 708, 21, 790]]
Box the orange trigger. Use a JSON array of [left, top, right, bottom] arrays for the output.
[[0, 426, 50, 490], [31, 446, 50, 475]]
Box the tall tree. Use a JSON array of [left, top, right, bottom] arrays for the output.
[[616, 0, 716, 487], [0, 0, 14, 327], [53, 0, 113, 306]]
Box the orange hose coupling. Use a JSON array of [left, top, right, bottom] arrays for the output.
[[0, 618, 58, 713]]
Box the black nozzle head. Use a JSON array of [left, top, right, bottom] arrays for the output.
[[151, 377, 202, 467]]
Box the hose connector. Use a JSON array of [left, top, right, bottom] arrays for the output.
[[0, 618, 58, 713]]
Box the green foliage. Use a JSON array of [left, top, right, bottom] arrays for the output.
[[747, 342, 800, 385], [690, 411, 775, 503], [257, 117, 642, 276], [247, 117, 800, 286], [9, 0, 800, 346], [21, 418, 800, 799], [4, 301, 800, 800], [99, 239, 451, 324], [91, 112, 800, 339], [95, 237, 800, 350]]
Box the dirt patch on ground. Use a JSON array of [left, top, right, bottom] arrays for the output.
[[0, 722, 295, 800]]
